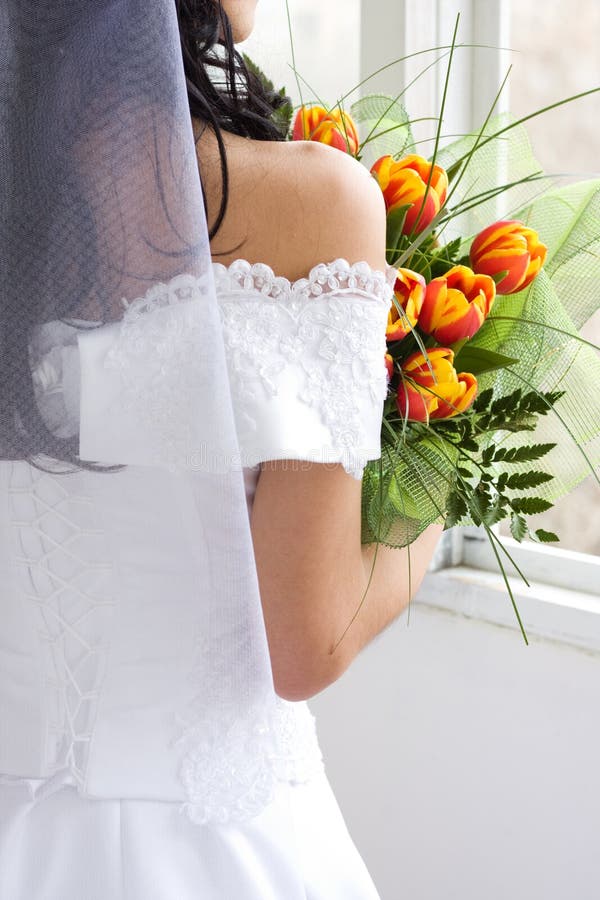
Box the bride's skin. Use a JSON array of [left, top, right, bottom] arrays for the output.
[[220, 0, 258, 43], [200, 0, 444, 700]]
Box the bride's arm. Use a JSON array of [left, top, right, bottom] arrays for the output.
[[252, 463, 443, 702], [249, 147, 443, 702]]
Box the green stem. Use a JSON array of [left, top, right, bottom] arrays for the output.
[[336, 40, 513, 107], [485, 523, 532, 587], [407, 15, 460, 239], [441, 173, 546, 222], [488, 316, 600, 352], [449, 87, 600, 170], [484, 525, 530, 644], [444, 65, 513, 210], [359, 117, 438, 151], [359, 52, 452, 150], [284, 0, 304, 109]]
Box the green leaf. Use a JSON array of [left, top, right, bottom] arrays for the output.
[[446, 491, 468, 528], [273, 96, 294, 137], [242, 54, 292, 137], [494, 443, 556, 464], [479, 492, 505, 528], [473, 387, 494, 412], [243, 53, 276, 92], [534, 529, 560, 543], [386, 205, 411, 257], [481, 444, 495, 466], [491, 388, 522, 414], [510, 512, 528, 542], [511, 496, 554, 514], [449, 337, 469, 357], [518, 390, 563, 417], [497, 472, 509, 492], [454, 345, 519, 376], [445, 158, 463, 182], [429, 238, 463, 278], [506, 471, 555, 490], [491, 269, 509, 285], [461, 438, 479, 454]]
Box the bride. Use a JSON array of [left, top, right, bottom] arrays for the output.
[[0, 1, 442, 897]]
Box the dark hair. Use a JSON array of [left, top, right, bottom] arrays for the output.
[[176, 0, 289, 239]]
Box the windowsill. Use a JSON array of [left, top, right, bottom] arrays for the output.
[[417, 566, 600, 653]]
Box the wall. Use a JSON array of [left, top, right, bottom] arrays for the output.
[[240, 0, 361, 107], [310, 595, 600, 900]]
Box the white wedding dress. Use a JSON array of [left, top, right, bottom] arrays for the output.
[[0, 259, 393, 899]]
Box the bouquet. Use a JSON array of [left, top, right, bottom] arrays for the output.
[[244, 36, 600, 641]]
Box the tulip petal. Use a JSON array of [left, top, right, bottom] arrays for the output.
[[470, 220, 547, 295], [371, 154, 448, 235]]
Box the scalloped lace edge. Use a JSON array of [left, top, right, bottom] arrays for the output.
[[211, 257, 396, 303]]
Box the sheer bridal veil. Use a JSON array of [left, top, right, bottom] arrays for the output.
[[1, 0, 289, 824]]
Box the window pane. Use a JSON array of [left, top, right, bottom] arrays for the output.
[[508, 1, 600, 181], [240, 0, 361, 106]]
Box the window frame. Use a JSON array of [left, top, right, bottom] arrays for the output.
[[360, 0, 511, 131], [360, 0, 600, 604]]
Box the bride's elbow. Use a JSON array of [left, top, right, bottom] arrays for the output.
[[272, 667, 340, 703], [270, 636, 351, 702]]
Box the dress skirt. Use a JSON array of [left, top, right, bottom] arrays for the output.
[[0, 769, 381, 900]]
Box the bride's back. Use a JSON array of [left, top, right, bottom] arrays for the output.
[[193, 122, 387, 280]]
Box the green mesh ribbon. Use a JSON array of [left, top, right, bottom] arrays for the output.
[[361, 112, 600, 547]]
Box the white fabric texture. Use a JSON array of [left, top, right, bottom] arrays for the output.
[[0, 259, 391, 898], [0, 775, 381, 900]]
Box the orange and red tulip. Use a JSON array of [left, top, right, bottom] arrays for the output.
[[397, 347, 478, 422], [418, 265, 496, 344], [292, 105, 359, 155], [370, 154, 448, 235], [386, 268, 426, 341], [470, 219, 547, 294]]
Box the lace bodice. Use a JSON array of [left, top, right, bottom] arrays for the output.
[[212, 259, 392, 478], [0, 259, 393, 824]]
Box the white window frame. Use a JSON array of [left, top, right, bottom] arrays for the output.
[[360, 0, 510, 130], [360, 0, 600, 643]]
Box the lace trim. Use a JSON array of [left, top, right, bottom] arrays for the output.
[[100, 272, 226, 470], [212, 257, 396, 304], [175, 696, 325, 826], [174, 625, 325, 826], [217, 262, 391, 479]]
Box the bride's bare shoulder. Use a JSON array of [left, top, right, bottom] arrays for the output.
[[197, 126, 387, 279]]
